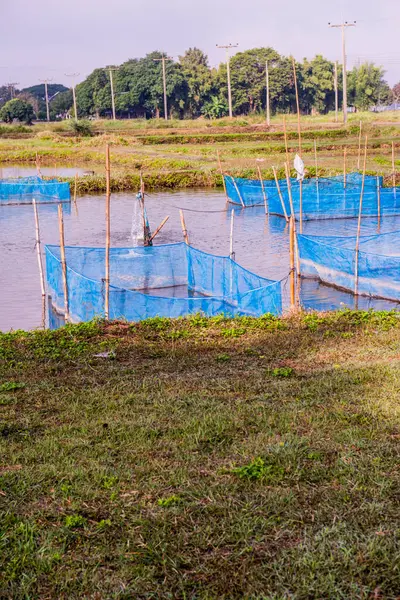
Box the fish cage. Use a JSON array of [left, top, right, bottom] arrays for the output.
[[298, 230, 400, 302], [0, 176, 70, 205], [45, 242, 283, 323], [223, 174, 399, 221]]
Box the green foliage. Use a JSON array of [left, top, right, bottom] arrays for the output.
[[68, 119, 93, 137], [348, 64, 392, 110], [201, 95, 229, 119], [0, 98, 34, 124], [0, 381, 25, 392], [157, 495, 182, 507], [231, 457, 285, 482], [271, 367, 294, 377], [64, 515, 87, 529]]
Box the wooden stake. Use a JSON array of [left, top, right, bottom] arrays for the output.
[[257, 164, 268, 214], [32, 199, 45, 299], [231, 176, 245, 208], [357, 121, 362, 171], [343, 147, 347, 189], [148, 216, 169, 243], [354, 135, 368, 296], [58, 203, 70, 322], [272, 166, 289, 222], [229, 209, 235, 260], [289, 215, 295, 311], [392, 141, 396, 188], [139, 172, 152, 246], [217, 150, 228, 203], [35, 152, 42, 177], [54, 162, 57, 178], [292, 56, 302, 157], [105, 144, 111, 319], [74, 172, 78, 203], [180, 210, 189, 245]]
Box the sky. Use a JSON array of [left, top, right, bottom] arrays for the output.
[[1, 0, 399, 89]]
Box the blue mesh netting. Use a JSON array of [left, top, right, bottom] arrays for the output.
[[0, 176, 70, 205], [224, 174, 395, 220], [45, 242, 283, 322], [298, 230, 400, 302]]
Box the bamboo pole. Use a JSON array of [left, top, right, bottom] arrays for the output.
[[283, 115, 290, 166], [229, 209, 235, 260], [343, 147, 347, 189], [231, 176, 245, 208], [285, 162, 300, 277], [54, 162, 57, 178], [148, 216, 169, 243], [272, 166, 289, 222], [299, 179, 303, 234], [289, 215, 295, 311], [105, 144, 111, 319], [377, 176, 381, 222], [180, 210, 189, 245], [74, 172, 78, 203], [357, 120, 362, 171], [292, 56, 302, 157], [139, 172, 152, 246], [392, 141, 396, 188], [257, 164, 268, 215], [58, 203, 70, 323], [314, 140, 318, 180], [217, 150, 229, 203], [354, 136, 368, 296], [32, 199, 45, 300]]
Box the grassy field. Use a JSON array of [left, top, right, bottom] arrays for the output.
[[2, 112, 400, 192], [1, 311, 400, 598]]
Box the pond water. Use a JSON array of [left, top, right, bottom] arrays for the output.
[[0, 165, 90, 178], [1, 188, 400, 332]]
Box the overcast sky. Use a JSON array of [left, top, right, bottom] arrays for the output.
[[1, 0, 399, 89]]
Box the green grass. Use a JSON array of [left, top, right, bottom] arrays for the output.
[[1, 311, 400, 598]]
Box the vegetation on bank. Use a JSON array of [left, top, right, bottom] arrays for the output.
[[1, 310, 400, 598]]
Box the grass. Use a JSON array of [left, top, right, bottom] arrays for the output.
[[1, 311, 400, 598]]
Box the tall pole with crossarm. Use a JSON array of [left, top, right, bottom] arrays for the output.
[[329, 21, 356, 124], [153, 55, 173, 120], [216, 43, 239, 118]]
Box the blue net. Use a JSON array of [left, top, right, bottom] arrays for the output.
[[45, 242, 283, 323], [0, 176, 70, 205], [298, 230, 400, 302], [224, 174, 394, 220]]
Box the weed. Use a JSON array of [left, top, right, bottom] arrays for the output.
[[64, 515, 87, 529], [272, 367, 294, 377], [0, 381, 25, 392], [157, 495, 182, 507]]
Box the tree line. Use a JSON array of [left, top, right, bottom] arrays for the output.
[[0, 47, 396, 123]]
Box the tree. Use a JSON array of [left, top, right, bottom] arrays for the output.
[[392, 82, 400, 104], [179, 48, 214, 117], [301, 55, 336, 114], [20, 84, 69, 120], [76, 68, 111, 118], [0, 98, 34, 123], [348, 64, 392, 110], [218, 48, 296, 116], [48, 90, 73, 120], [201, 96, 228, 119]]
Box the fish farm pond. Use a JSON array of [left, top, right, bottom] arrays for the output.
[[1, 187, 400, 332]]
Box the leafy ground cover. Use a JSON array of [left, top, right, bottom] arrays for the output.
[[1, 311, 400, 598]]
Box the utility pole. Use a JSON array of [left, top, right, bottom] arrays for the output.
[[216, 43, 239, 118], [65, 73, 80, 121], [334, 61, 339, 122], [39, 78, 52, 121], [153, 55, 173, 120], [107, 67, 118, 120], [329, 21, 356, 124], [6, 82, 19, 100], [266, 60, 270, 126]]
